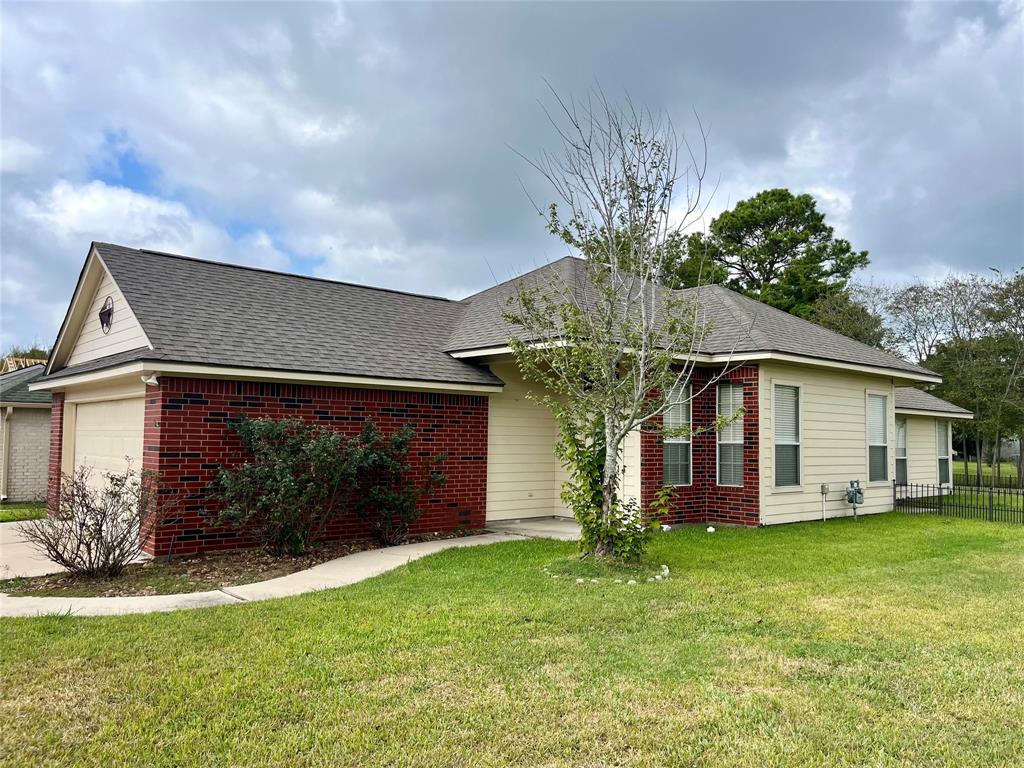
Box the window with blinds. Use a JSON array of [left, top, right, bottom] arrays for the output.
[[937, 420, 950, 484], [895, 417, 908, 485], [717, 383, 744, 486], [868, 394, 888, 482], [663, 384, 691, 486], [774, 384, 800, 487]]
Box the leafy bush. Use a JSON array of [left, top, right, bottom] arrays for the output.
[[20, 465, 163, 578], [558, 423, 669, 562], [350, 421, 447, 546], [214, 418, 356, 556], [214, 417, 447, 554]]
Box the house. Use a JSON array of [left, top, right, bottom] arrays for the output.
[[0, 364, 52, 502], [31, 242, 972, 555]]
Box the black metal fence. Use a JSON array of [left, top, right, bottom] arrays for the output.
[[894, 481, 1024, 524], [952, 473, 1021, 490]]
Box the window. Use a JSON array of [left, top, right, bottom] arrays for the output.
[[774, 384, 800, 487], [937, 420, 950, 485], [868, 394, 888, 482], [717, 383, 744, 486], [895, 417, 908, 485], [663, 384, 691, 486]]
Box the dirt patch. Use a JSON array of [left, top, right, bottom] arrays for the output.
[[0, 529, 485, 598]]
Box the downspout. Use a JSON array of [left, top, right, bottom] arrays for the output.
[[1, 406, 12, 501]]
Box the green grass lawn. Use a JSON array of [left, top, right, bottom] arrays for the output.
[[3, 514, 1024, 767], [955, 461, 1019, 481], [0, 501, 46, 523]]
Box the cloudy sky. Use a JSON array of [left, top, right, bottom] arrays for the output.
[[1, 1, 1021, 352]]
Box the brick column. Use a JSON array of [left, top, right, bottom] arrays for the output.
[[46, 393, 64, 514]]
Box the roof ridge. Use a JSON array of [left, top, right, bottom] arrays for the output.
[[93, 242, 460, 305], [715, 286, 929, 372], [704, 285, 772, 348], [460, 255, 583, 302]]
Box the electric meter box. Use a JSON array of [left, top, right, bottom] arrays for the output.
[[846, 480, 864, 506]]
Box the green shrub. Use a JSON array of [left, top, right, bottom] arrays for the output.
[[214, 416, 448, 555], [350, 421, 447, 546], [214, 417, 356, 556], [558, 421, 669, 562]]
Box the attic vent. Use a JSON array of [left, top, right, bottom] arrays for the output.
[[99, 296, 114, 334]]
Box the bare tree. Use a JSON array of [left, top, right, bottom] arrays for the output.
[[506, 89, 736, 559], [885, 282, 947, 363]]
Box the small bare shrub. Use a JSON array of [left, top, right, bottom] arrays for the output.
[[20, 465, 164, 578]]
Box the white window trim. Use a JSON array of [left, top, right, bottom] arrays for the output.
[[716, 383, 744, 487], [937, 419, 951, 486], [663, 384, 692, 487], [895, 415, 908, 486], [771, 380, 803, 490], [865, 389, 891, 486]]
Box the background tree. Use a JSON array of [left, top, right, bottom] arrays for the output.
[[808, 288, 893, 350], [702, 188, 869, 317], [508, 90, 734, 560], [981, 270, 1024, 485], [656, 232, 728, 289], [889, 270, 1023, 487], [3, 343, 50, 361]]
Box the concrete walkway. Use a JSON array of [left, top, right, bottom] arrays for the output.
[[1, 518, 580, 618], [0, 521, 67, 579]]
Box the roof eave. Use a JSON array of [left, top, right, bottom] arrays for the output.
[[30, 359, 504, 394], [449, 345, 941, 383], [896, 407, 974, 420]]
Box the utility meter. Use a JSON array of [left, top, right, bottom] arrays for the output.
[[846, 479, 864, 520]]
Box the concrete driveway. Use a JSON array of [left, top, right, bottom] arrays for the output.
[[0, 521, 66, 579], [487, 516, 581, 541]]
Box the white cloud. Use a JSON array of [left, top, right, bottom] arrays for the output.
[[0, 138, 45, 173], [12, 179, 289, 269], [0, 180, 288, 350]]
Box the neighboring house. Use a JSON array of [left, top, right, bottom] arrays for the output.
[[0, 364, 52, 502], [32, 243, 972, 555]]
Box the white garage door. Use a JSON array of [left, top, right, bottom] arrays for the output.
[[73, 398, 145, 479]]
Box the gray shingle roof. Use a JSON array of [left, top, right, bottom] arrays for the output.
[[49, 244, 502, 387], [895, 387, 972, 416], [46, 245, 939, 388], [447, 256, 937, 379], [0, 364, 51, 405]]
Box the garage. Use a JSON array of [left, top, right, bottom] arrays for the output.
[[71, 398, 145, 479]]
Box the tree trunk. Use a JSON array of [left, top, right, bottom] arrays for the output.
[[596, 415, 621, 558], [963, 432, 969, 478], [975, 434, 983, 485]]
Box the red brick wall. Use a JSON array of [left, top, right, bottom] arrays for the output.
[[46, 393, 64, 513], [641, 366, 760, 526], [143, 377, 489, 556]]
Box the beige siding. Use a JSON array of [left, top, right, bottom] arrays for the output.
[[620, 427, 642, 504], [905, 415, 941, 485], [759, 362, 896, 524], [1, 407, 50, 501], [486, 362, 568, 520], [66, 266, 149, 366]]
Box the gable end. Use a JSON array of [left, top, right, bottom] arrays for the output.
[[49, 247, 152, 372]]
